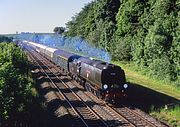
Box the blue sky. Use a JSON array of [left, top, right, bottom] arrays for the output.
[[0, 0, 92, 34]]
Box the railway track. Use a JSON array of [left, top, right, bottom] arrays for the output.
[[26, 47, 169, 127], [69, 81, 168, 127], [27, 48, 108, 127]]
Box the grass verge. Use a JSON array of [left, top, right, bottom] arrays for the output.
[[113, 61, 180, 100], [150, 106, 180, 127]]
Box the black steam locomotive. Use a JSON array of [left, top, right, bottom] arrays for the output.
[[22, 41, 128, 102]]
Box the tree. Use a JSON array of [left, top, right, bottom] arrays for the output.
[[53, 27, 65, 34], [0, 35, 12, 43], [0, 43, 34, 126]]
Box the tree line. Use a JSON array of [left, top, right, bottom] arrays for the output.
[[61, 0, 179, 87]]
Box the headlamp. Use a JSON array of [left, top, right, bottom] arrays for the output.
[[103, 84, 108, 89], [123, 84, 128, 89]]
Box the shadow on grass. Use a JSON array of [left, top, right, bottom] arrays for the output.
[[122, 82, 179, 112]]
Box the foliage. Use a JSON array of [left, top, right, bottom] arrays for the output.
[[65, 0, 180, 87], [113, 61, 180, 99], [0, 35, 12, 42], [53, 27, 65, 34], [0, 42, 34, 126], [65, 0, 120, 52], [150, 106, 180, 127]]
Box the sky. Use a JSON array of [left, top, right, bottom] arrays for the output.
[[0, 0, 92, 34]]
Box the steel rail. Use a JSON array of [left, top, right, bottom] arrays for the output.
[[27, 48, 108, 127], [26, 49, 89, 127]]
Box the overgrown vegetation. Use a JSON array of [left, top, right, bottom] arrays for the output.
[[113, 61, 180, 99], [150, 106, 180, 127], [65, 0, 180, 87], [0, 39, 39, 126]]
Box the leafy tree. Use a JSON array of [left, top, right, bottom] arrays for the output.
[[65, 0, 120, 48], [0, 43, 34, 126], [53, 27, 65, 34]]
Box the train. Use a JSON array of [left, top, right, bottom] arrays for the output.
[[20, 40, 128, 103]]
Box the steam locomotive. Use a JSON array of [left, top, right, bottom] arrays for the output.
[[21, 41, 128, 103]]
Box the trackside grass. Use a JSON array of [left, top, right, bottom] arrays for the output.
[[150, 106, 180, 127]]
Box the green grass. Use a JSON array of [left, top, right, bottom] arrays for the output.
[[113, 61, 180, 100], [150, 106, 180, 127]]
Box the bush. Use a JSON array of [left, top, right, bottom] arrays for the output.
[[0, 43, 34, 126], [150, 106, 180, 127]]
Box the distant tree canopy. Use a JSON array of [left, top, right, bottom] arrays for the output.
[[65, 0, 180, 86], [53, 27, 65, 34], [0, 35, 12, 42]]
